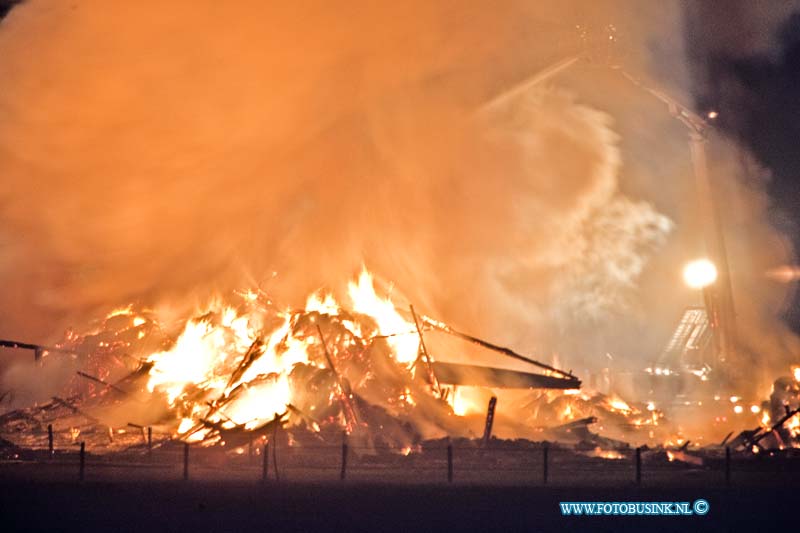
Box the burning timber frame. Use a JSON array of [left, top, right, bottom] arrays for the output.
[[0, 308, 581, 451], [1, 309, 581, 394]]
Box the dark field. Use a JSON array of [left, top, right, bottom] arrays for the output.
[[0, 478, 797, 532], [1, 449, 799, 532]]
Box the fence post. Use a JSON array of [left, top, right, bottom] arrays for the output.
[[272, 415, 280, 482], [447, 439, 454, 483], [147, 427, 152, 456], [543, 442, 549, 485], [482, 396, 497, 446], [340, 432, 348, 481], [268, 441, 269, 482], [635, 447, 642, 485], [183, 442, 189, 481], [725, 446, 731, 486], [79, 441, 85, 482], [48, 424, 54, 457]]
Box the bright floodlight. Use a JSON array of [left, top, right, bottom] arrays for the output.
[[683, 259, 718, 289]]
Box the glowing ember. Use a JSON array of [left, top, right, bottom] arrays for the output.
[[106, 305, 134, 319], [666, 449, 703, 465], [585, 447, 624, 460], [606, 396, 632, 414]]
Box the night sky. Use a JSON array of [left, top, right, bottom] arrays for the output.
[[685, 2, 800, 331], [0, 1, 19, 21]]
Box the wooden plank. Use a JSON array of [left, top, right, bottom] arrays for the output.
[[431, 362, 580, 389]]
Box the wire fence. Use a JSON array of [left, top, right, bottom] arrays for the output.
[[3, 426, 788, 486]]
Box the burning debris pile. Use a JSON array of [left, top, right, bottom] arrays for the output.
[[5, 268, 793, 467], [725, 366, 800, 454], [0, 269, 590, 455]]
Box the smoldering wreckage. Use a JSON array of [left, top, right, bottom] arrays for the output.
[[1, 268, 799, 480], [1, 0, 798, 486]]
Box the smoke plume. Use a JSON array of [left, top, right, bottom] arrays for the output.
[[0, 0, 794, 401]]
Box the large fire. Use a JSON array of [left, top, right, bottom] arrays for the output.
[[129, 268, 435, 444], [7, 265, 796, 457], [14, 266, 670, 453]]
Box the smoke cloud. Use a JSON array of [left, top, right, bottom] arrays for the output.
[[0, 0, 795, 400]]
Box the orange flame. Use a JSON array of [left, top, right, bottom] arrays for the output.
[[142, 268, 423, 441]]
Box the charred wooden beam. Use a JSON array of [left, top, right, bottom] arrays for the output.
[[746, 405, 800, 448], [419, 318, 576, 380], [727, 429, 759, 450], [286, 403, 321, 431], [431, 362, 581, 389], [75, 371, 128, 396], [482, 396, 497, 446], [225, 337, 265, 390], [316, 325, 359, 430], [50, 396, 100, 423], [552, 416, 598, 431], [549, 417, 595, 443], [547, 416, 628, 449], [409, 305, 441, 397], [271, 413, 280, 481], [0, 339, 79, 359]]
